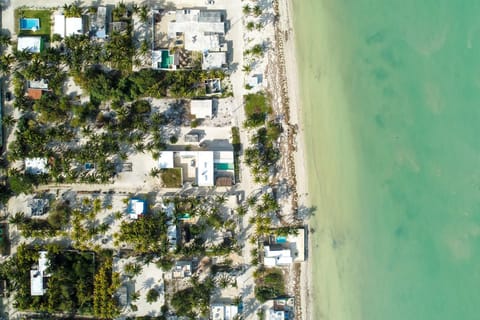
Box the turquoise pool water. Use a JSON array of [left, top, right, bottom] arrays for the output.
[[20, 18, 40, 30]]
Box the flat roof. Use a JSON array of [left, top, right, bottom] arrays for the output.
[[30, 251, 49, 296], [168, 9, 225, 52], [38, 251, 49, 273], [28, 79, 48, 90], [66, 17, 83, 36], [54, 14, 65, 37], [214, 151, 234, 164], [128, 198, 146, 219], [197, 151, 214, 186], [25, 158, 48, 174], [211, 304, 238, 320], [159, 151, 175, 169], [267, 309, 286, 320], [30, 270, 44, 296], [287, 228, 305, 262], [190, 99, 213, 119], [17, 36, 42, 53], [202, 51, 226, 70]]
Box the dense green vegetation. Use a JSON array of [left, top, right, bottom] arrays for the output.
[[254, 267, 285, 303], [93, 256, 121, 319], [2, 1, 227, 193], [0, 244, 98, 314], [171, 276, 215, 317], [243, 92, 272, 128], [244, 121, 283, 183], [114, 212, 169, 254]]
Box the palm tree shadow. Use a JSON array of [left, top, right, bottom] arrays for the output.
[[143, 277, 155, 289]]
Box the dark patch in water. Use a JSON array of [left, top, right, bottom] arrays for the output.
[[366, 31, 385, 45], [381, 48, 401, 68], [395, 225, 407, 238], [373, 67, 388, 80], [375, 114, 386, 128]]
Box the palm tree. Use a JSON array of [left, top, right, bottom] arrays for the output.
[[242, 64, 252, 73], [9, 212, 26, 225], [0, 34, 11, 47], [140, 6, 149, 23], [242, 5, 251, 15], [2, 114, 16, 128], [216, 274, 232, 289], [253, 5, 262, 17], [246, 21, 255, 31]]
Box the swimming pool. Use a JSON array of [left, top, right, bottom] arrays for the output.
[[276, 236, 287, 243], [20, 18, 40, 30]]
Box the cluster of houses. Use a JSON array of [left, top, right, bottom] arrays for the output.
[[17, 6, 229, 72], [152, 9, 228, 70]]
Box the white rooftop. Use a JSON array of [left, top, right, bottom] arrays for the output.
[[197, 151, 214, 186], [129, 199, 146, 219], [264, 246, 293, 266], [211, 304, 239, 320], [167, 224, 177, 251], [214, 151, 234, 164], [267, 309, 286, 320], [30, 251, 49, 296], [28, 79, 48, 90], [190, 99, 213, 119], [159, 151, 175, 169], [54, 14, 66, 37], [25, 158, 48, 174], [66, 17, 84, 36], [17, 37, 42, 53], [168, 9, 225, 52], [202, 51, 226, 70]]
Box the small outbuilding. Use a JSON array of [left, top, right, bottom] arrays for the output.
[[17, 36, 43, 53], [127, 198, 147, 220], [190, 99, 213, 119]]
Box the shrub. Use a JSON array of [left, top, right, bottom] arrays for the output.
[[146, 289, 159, 303], [243, 92, 271, 128]]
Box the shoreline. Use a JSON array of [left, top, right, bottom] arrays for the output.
[[270, 0, 313, 319]]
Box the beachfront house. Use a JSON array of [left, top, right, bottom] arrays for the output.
[[17, 36, 43, 53], [158, 150, 235, 187], [127, 198, 147, 219], [30, 251, 50, 296], [263, 228, 306, 267], [266, 298, 295, 320], [167, 9, 228, 70]]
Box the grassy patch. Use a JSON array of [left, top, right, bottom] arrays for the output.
[[15, 9, 52, 39], [160, 168, 182, 188], [244, 92, 272, 128], [254, 267, 285, 303]]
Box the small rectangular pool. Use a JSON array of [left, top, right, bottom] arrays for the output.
[[276, 236, 287, 243], [20, 18, 40, 30]]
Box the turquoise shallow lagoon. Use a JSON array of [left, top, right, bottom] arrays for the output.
[[293, 1, 480, 319]]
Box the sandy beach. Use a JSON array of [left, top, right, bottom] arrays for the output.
[[270, 0, 313, 319]]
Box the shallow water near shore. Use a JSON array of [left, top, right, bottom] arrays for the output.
[[292, 1, 480, 319]]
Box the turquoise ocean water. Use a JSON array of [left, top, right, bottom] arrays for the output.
[[293, 1, 480, 319]]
